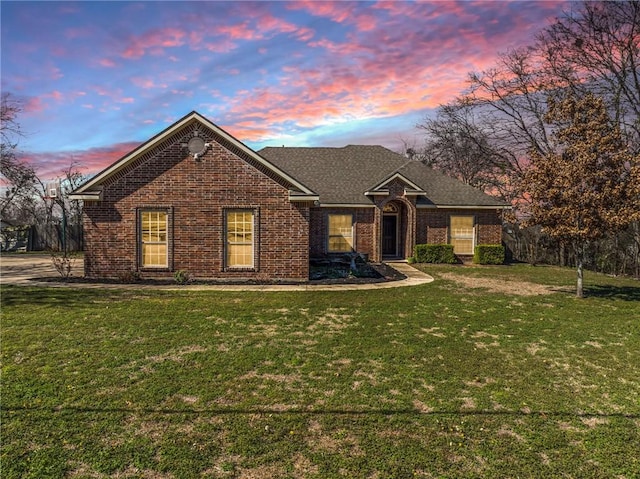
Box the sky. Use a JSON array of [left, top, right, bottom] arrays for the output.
[[1, 0, 570, 180]]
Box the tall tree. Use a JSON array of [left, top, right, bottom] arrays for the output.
[[523, 93, 640, 297], [1, 93, 37, 220], [536, 1, 640, 151], [419, 1, 640, 273], [421, 1, 640, 201], [418, 46, 554, 213], [417, 102, 525, 203]]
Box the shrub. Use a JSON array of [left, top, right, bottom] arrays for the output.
[[174, 270, 191, 284], [118, 269, 141, 283], [49, 250, 79, 279], [414, 244, 456, 264], [473, 244, 506, 265]]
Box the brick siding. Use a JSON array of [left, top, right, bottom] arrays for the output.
[[309, 207, 375, 257], [81, 122, 504, 280], [308, 206, 502, 262], [83, 125, 309, 281], [418, 208, 503, 247]]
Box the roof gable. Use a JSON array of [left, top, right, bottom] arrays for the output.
[[260, 145, 509, 208], [365, 172, 426, 196], [70, 112, 316, 200]]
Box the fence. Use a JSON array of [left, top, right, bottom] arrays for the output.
[[0, 223, 83, 252], [503, 222, 640, 278]]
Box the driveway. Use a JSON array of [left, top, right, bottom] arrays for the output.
[[1, 254, 63, 285], [0, 254, 433, 291]]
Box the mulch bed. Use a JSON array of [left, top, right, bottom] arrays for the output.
[[31, 263, 406, 286]]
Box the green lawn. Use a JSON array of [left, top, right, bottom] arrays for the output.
[[2, 264, 639, 478]]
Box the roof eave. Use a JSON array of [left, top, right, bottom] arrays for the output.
[[68, 190, 102, 201], [288, 191, 320, 202], [72, 111, 317, 199], [417, 204, 511, 210]]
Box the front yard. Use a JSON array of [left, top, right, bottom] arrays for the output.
[[2, 264, 639, 478]]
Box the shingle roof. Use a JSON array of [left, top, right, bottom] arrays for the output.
[[259, 145, 508, 207]]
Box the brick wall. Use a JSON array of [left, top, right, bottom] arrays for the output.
[[83, 124, 310, 281], [417, 208, 503, 247], [295, 204, 502, 264], [309, 207, 375, 257]]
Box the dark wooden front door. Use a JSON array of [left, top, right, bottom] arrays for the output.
[[382, 215, 398, 256]]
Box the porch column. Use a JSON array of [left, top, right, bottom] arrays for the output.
[[372, 204, 382, 262]]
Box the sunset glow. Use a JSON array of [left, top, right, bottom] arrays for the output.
[[1, 0, 569, 179]]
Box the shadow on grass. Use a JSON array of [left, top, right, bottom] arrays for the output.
[[4, 405, 638, 420], [585, 284, 640, 301], [0, 286, 132, 307]]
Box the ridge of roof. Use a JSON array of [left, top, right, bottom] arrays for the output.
[[259, 145, 509, 207]]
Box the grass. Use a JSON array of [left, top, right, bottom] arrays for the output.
[[1, 264, 639, 478]]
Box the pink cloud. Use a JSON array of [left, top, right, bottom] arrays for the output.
[[307, 38, 362, 55], [202, 39, 238, 53], [289, 1, 352, 23], [217, 22, 261, 41], [23, 97, 45, 113], [256, 13, 315, 41], [131, 77, 166, 89], [98, 58, 117, 68], [354, 13, 377, 31], [46, 64, 64, 81], [92, 85, 111, 97], [121, 27, 187, 59], [47, 91, 64, 101], [21, 142, 142, 180], [288, 1, 375, 32], [223, 36, 485, 139]]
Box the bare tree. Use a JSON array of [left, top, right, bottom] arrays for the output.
[[417, 103, 517, 200], [536, 1, 640, 151], [422, 1, 640, 194], [418, 1, 640, 275], [1, 93, 38, 220]]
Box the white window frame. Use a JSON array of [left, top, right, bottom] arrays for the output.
[[449, 215, 475, 255], [328, 214, 354, 253], [225, 209, 256, 269], [140, 209, 169, 269]]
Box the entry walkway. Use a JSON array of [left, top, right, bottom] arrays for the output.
[[0, 255, 433, 291]]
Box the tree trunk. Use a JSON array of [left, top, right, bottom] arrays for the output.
[[576, 259, 584, 298], [576, 243, 584, 298]]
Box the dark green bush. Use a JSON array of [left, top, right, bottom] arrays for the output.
[[473, 244, 505, 265], [414, 244, 456, 264]]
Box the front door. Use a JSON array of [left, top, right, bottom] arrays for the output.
[[382, 215, 398, 257]]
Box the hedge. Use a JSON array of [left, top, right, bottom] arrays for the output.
[[473, 244, 505, 265], [413, 244, 456, 264]]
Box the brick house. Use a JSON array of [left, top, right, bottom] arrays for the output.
[[70, 111, 509, 281]]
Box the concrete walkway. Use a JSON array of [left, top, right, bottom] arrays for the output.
[[0, 254, 433, 291]]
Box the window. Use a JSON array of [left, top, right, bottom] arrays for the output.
[[141, 210, 168, 268], [226, 210, 254, 268], [328, 214, 354, 252], [449, 216, 474, 254]]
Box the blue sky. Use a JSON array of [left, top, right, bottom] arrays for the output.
[[1, 0, 569, 179]]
